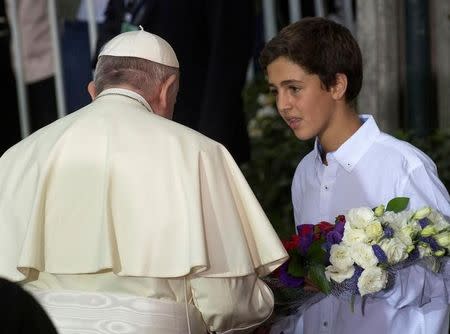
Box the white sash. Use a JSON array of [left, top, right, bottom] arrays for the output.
[[29, 289, 207, 334]]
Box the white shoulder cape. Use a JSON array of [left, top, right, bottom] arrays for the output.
[[0, 91, 288, 281]]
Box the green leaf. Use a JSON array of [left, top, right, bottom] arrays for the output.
[[306, 239, 327, 264], [287, 252, 306, 277], [385, 197, 409, 213], [308, 264, 331, 294]]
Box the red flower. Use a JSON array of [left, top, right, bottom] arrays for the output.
[[317, 221, 334, 234], [283, 234, 300, 251], [297, 224, 314, 237], [335, 215, 346, 223]]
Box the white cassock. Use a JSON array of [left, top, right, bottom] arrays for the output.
[[0, 88, 288, 333]]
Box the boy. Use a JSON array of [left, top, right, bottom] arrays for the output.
[[259, 17, 450, 334]]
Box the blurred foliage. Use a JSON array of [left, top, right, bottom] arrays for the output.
[[241, 75, 313, 239], [241, 75, 450, 240]]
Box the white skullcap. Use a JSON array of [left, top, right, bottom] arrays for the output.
[[98, 26, 179, 68]]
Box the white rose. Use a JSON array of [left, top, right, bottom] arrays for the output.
[[347, 207, 375, 229], [381, 211, 414, 229], [325, 265, 355, 283], [427, 211, 450, 233], [342, 226, 368, 245], [383, 212, 419, 247], [435, 231, 450, 248], [421, 225, 438, 237], [418, 243, 432, 258], [329, 244, 354, 270], [350, 242, 378, 269], [380, 238, 408, 264], [364, 221, 383, 243], [379, 211, 396, 224], [412, 207, 432, 220], [374, 205, 385, 217], [434, 249, 446, 257], [394, 225, 416, 247], [357, 266, 388, 296]]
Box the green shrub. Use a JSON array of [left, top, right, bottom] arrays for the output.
[[241, 76, 313, 239]]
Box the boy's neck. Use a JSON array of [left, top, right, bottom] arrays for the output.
[[318, 108, 361, 163]]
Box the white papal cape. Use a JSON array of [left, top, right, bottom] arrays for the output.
[[0, 88, 288, 333]]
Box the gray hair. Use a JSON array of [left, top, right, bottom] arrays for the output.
[[93, 56, 179, 99]]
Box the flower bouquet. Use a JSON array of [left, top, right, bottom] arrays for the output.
[[265, 197, 450, 316]]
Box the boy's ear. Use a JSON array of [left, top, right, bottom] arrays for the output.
[[331, 73, 348, 100]]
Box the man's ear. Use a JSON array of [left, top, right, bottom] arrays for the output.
[[331, 73, 348, 100], [87, 81, 97, 101], [158, 74, 177, 111]]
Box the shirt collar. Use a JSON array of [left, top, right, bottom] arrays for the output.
[[96, 88, 154, 113], [314, 114, 381, 172]]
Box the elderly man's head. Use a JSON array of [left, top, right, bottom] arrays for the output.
[[88, 28, 180, 119]]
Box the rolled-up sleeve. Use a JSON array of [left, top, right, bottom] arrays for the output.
[[190, 274, 274, 333]]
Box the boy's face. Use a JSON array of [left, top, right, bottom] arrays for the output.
[[266, 56, 337, 141]]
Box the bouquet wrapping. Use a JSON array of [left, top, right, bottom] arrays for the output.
[[266, 197, 450, 315]]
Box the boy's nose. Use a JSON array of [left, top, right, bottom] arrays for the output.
[[276, 92, 292, 113]]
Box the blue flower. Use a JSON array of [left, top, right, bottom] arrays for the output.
[[372, 244, 388, 263], [383, 226, 394, 238], [278, 263, 304, 288], [408, 248, 420, 262], [420, 236, 440, 252], [419, 218, 430, 229], [346, 265, 364, 295], [298, 234, 313, 256], [334, 221, 345, 235], [326, 230, 343, 245]]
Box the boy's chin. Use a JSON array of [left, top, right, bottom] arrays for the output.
[[292, 130, 315, 141]]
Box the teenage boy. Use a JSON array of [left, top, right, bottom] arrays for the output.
[[259, 16, 450, 334]]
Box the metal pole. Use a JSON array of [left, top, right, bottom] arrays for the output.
[[8, 0, 30, 138], [86, 0, 98, 57], [262, 0, 277, 42], [48, 0, 67, 118], [342, 0, 355, 35], [405, 0, 432, 137], [314, 0, 326, 17], [288, 0, 302, 23]]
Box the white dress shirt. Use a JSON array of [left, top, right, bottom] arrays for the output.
[[271, 115, 450, 334]]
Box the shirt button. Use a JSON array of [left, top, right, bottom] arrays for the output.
[[323, 321, 328, 327], [324, 186, 328, 190]]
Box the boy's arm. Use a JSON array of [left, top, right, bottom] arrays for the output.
[[400, 164, 450, 217], [378, 163, 450, 308]]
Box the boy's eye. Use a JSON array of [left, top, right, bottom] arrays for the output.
[[269, 88, 278, 96], [289, 86, 301, 94]]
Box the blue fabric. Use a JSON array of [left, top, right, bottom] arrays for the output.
[[61, 20, 96, 113]]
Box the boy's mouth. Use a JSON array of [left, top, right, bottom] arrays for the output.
[[286, 117, 302, 128]]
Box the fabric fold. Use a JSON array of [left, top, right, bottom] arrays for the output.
[[0, 91, 287, 282], [375, 260, 450, 309]]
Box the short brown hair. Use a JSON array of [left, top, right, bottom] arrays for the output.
[[259, 17, 362, 104]]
